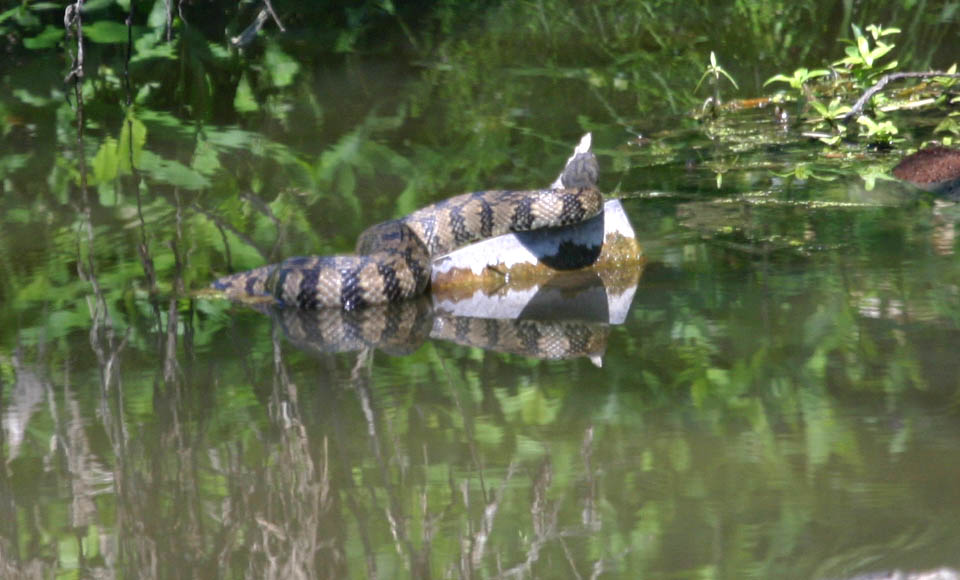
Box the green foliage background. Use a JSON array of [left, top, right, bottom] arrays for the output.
[[1, 0, 960, 577]]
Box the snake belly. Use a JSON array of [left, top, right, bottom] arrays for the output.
[[212, 154, 602, 310]]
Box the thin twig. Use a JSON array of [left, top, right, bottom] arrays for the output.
[[163, 0, 172, 41], [230, 9, 270, 47], [64, 0, 87, 192], [63, 1, 84, 86], [123, 3, 134, 106], [842, 71, 960, 124], [262, 0, 286, 32]]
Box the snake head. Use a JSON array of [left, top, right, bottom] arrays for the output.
[[552, 133, 599, 190]]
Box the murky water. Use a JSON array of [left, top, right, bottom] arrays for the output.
[[2, 1, 960, 578]]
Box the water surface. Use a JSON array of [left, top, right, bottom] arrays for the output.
[[2, 1, 960, 578]]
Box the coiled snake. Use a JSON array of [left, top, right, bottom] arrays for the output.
[[212, 143, 601, 310]]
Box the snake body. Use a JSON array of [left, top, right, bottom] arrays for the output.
[[212, 146, 601, 310]]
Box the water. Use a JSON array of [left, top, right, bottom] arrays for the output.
[[2, 1, 960, 578]]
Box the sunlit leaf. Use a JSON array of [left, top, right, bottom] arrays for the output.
[[131, 30, 175, 62], [92, 136, 120, 184], [934, 117, 960, 136], [869, 42, 894, 62], [23, 25, 63, 50], [98, 181, 118, 206], [118, 115, 147, 172], [80, 0, 118, 13], [763, 74, 793, 87], [135, 82, 161, 103], [234, 74, 259, 113], [139, 151, 211, 189], [857, 35, 873, 66], [12, 88, 52, 107], [265, 41, 299, 88], [84, 21, 130, 44], [191, 137, 221, 175], [0, 6, 22, 26], [147, 0, 169, 29]]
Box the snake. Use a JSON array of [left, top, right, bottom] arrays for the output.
[[269, 299, 610, 363], [212, 142, 602, 311]]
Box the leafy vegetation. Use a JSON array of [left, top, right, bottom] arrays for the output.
[[761, 23, 958, 147]]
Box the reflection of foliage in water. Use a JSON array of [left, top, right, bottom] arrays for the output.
[[2, 0, 960, 577]]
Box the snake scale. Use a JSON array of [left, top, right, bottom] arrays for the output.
[[212, 142, 601, 310]]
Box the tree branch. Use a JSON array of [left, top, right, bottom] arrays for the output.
[[842, 71, 960, 124]]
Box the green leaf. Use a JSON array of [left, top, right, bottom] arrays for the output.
[[0, 6, 22, 26], [98, 181, 117, 206], [867, 24, 900, 39], [84, 21, 130, 44], [13, 89, 54, 107], [139, 151, 211, 190], [763, 74, 792, 87], [81, 0, 118, 13], [118, 115, 147, 172], [0, 153, 30, 179], [234, 74, 259, 113], [334, 29, 358, 53], [336, 165, 356, 197], [134, 82, 160, 103], [850, 23, 864, 41], [857, 35, 873, 66], [265, 42, 299, 88], [869, 42, 893, 62], [23, 25, 63, 50], [934, 117, 960, 136], [191, 137, 221, 175], [131, 30, 175, 63], [92, 136, 120, 184], [857, 116, 878, 131], [147, 0, 169, 29]]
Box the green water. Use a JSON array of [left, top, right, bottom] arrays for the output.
[[2, 1, 960, 578]]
